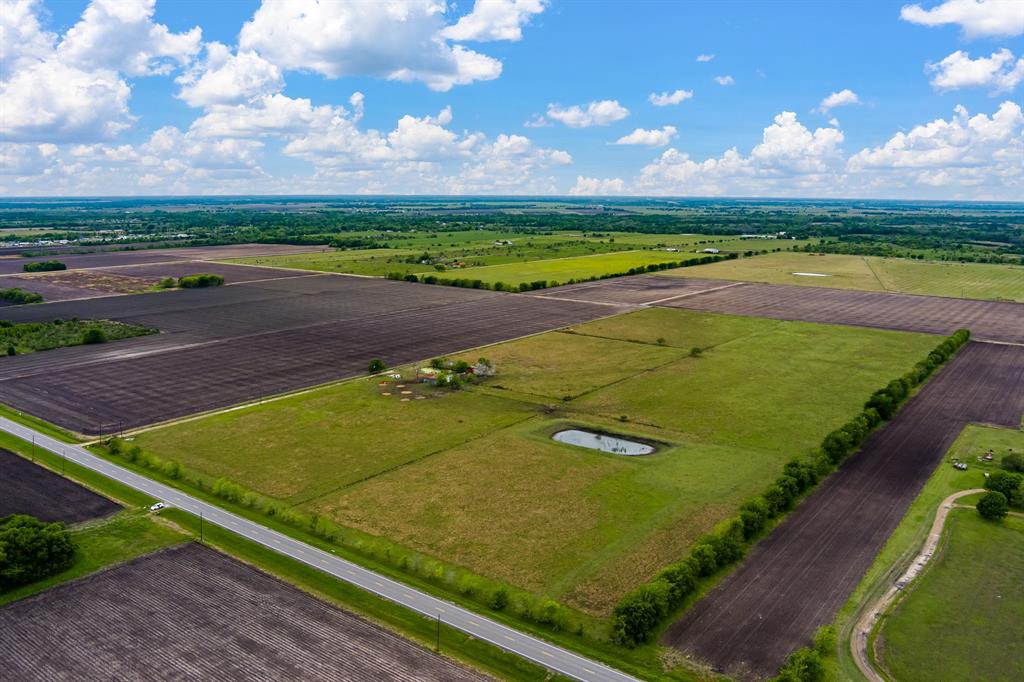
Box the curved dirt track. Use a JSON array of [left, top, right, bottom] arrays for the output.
[[663, 342, 1024, 680], [851, 488, 984, 682]]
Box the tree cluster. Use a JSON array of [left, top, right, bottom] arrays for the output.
[[0, 515, 75, 591], [22, 260, 66, 272]]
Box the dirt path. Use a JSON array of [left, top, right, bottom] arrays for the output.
[[851, 488, 985, 682]]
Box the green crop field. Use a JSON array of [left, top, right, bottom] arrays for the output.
[[879, 511, 1024, 682], [661, 251, 1024, 301], [414, 250, 691, 286], [133, 309, 937, 616]]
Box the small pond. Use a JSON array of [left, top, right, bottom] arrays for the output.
[[552, 429, 655, 456]]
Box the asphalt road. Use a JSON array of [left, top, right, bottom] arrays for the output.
[[0, 416, 638, 682]]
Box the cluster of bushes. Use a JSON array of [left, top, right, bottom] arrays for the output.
[[102, 438, 589, 636], [0, 514, 75, 591], [176, 273, 225, 288], [977, 470, 1023, 520], [329, 237, 386, 249], [0, 287, 43, 304], [386, 253, 737, 292], [1, 318, 153, 355], [22, 260, 66, 272], [610, 329, 971, 646], [770, 626, 835, 682]]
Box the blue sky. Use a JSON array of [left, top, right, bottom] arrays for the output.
[[2, 0, 1022, 198]]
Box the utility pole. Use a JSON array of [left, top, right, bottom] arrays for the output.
[[200, 512, 204, 543], [435, 613, 441, 652], [31, 435, 35, 462]]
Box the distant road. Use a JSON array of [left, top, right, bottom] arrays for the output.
[[0, 416, 638, 682]]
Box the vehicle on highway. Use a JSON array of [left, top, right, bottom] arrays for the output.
[[149, 502, 166, 512]]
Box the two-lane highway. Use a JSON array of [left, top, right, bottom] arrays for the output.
[[0, 416, 638, 682]]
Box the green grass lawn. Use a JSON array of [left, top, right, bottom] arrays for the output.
[[0, 511, 187, 606], [829, 424, 1023, 681], [661, 251, 1024, 301], [133, 308, 938, 618], [879, 511, 1024, 682]]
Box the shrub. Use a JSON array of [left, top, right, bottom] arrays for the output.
[[6, 345, 14, 356], [689, 346, 703, 357], [690, 543, 718, 576], [0, 287, 43, 304], [610, 580, 672, 646], [157, 277, 176, 289], [772, 646, 825, 682], [985, 470, 1022, 499], [488, 587, 510, 611], [367, 358, 387, 373], [82, 328, 106, 344], [0, 514, 75, 590], [23, 260, 66, 272], [1002, 453, 1024, 473], [177, 273, 224, 288], [977, 491, 1009, 520], [739, 497, 770, 539]]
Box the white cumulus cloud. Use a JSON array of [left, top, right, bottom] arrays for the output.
[[649, 89, 693, 106], [714, 75, 735, 86], [441, 0, 546, 42], [819, 89, 861, 112], [927, 49, 1024, 91], [546, 100, 630, 127], [569, 176, 626, 195], [176, 43, 284, 107], [238, 0, 507, 91], [900, 0, 1024, 38], [615, 126, 678, 147]]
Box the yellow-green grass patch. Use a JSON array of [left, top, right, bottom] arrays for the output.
[[573, 315, 939, 453], [133, 379, 536, 503], [308, 417, 778, 615], [455, 331, 686, 400], [661, 251, 1024, 301], [417, 250, 687, 286]]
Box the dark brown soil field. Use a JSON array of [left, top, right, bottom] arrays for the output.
[[0, 448, 120, 523], [0, 543, 486, 681], [663, 341, 1024, 680], [0, 243, 326, 275], [0, 276, 623, 433], [658, 280, 1024, 344]]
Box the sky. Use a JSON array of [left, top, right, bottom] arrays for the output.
[[1, 0, 1022, 199]]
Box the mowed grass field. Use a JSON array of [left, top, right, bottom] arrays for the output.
[[133, 308, 937, 616], [879, 511, 1024, 682], [661, 251, 1024, 301]]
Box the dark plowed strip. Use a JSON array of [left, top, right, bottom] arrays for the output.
[[658, 281, 1024, 344], [0, 543, 486, 681], [0, 448, 120, 524], [662, 342, 1024, 679], [0, 277, 623, 433]]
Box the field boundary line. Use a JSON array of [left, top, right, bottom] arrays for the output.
[[851, 488, 984, 682], [641, 281, 747, 305], [862, 256, 889, 292], [207, 258, 381, 278], [521, 293, 638, 308]]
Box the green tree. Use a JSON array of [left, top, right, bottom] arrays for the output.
[[0, 515, 75, 590], [82, 328, 106, 344], [985, 470, 1023, 499], [367, 358, 387, 373], [977, 491, 1009, 520]]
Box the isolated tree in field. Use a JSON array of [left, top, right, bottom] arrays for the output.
[[1002, 453, 1024, 473], [976, 491, 1009, 520], [367, 358, 386, 373], [0, 515, 75, 590]]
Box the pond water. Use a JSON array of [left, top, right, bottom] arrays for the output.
[[552, 429, 655, 456]]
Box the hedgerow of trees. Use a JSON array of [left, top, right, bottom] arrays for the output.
[[610, 329, 971, 647], [22, 260, 66, 272]]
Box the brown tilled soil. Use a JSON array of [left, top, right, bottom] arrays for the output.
[[0, 276, 625, 433], [662, 342, 1024, 680], [0, 543, 487, 681], [0, 448, 120, 523]]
